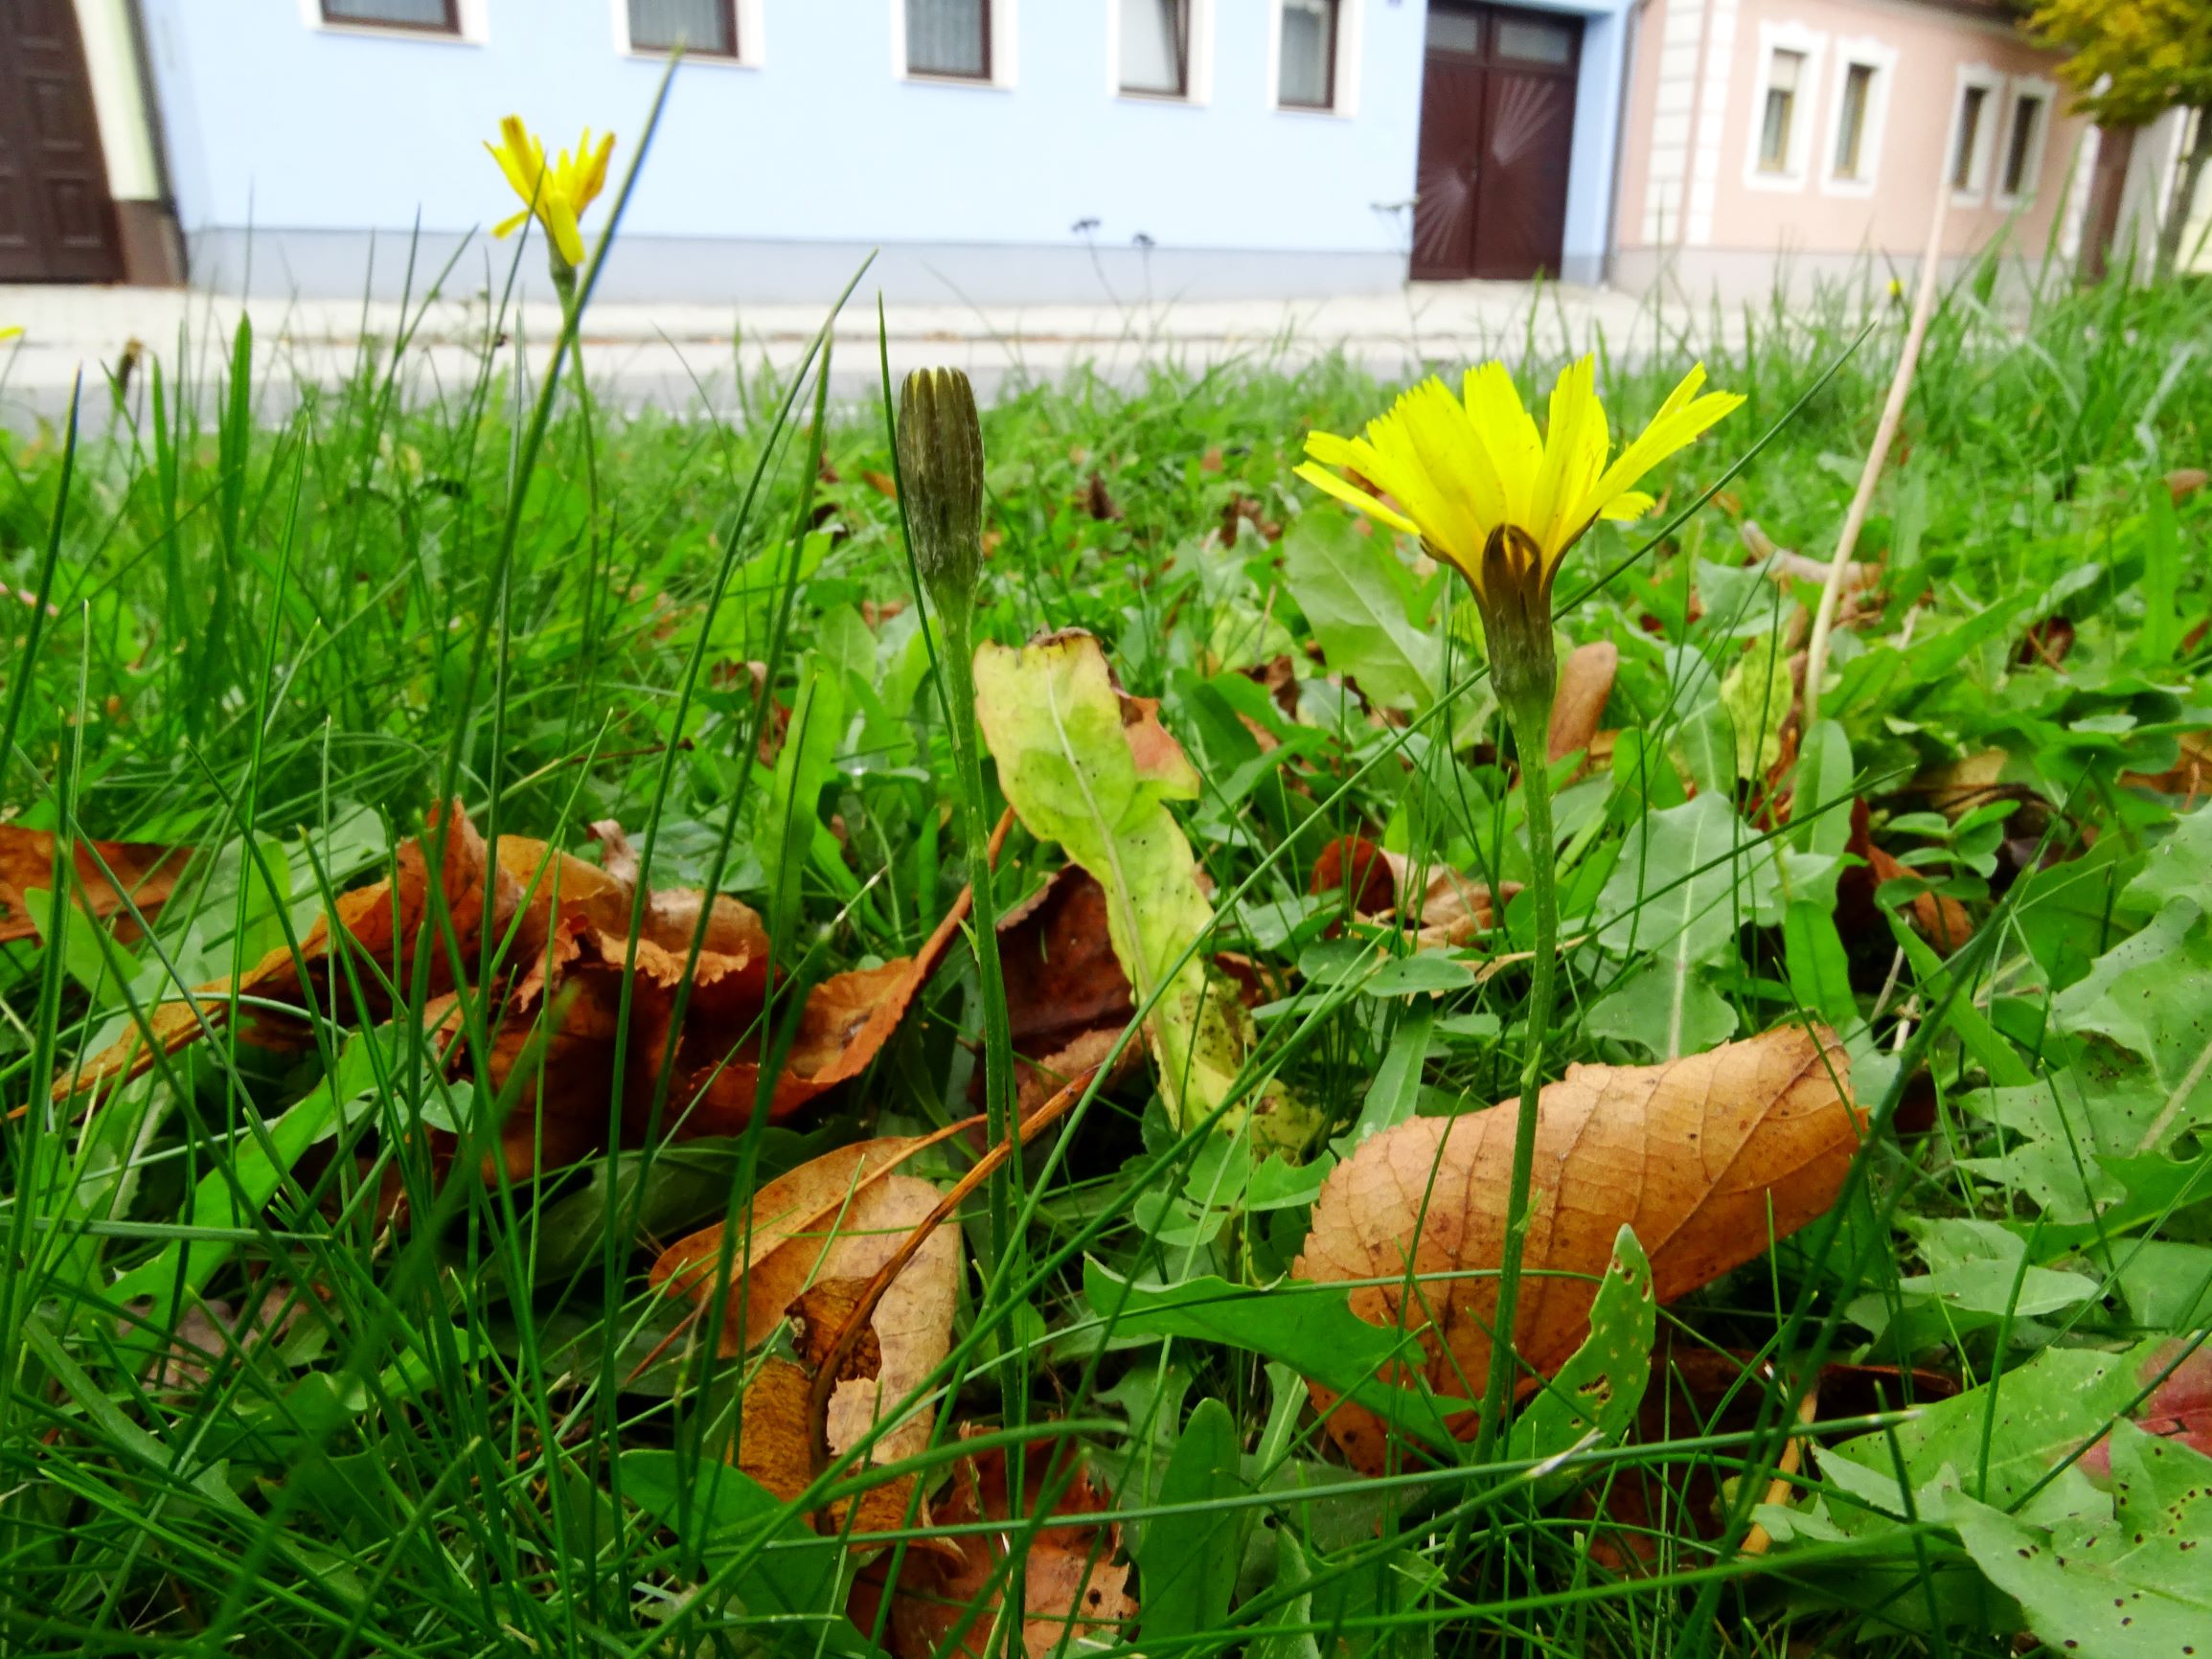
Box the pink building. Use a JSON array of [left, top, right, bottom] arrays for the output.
[[1612, 0, 2096, 301]]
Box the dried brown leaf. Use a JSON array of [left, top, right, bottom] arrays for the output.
[[0, 827, 191, 944], [853, 1434, 1135, 1659], [1547, 641, 1618, 763], [1293, 1024, 1862, 1473]]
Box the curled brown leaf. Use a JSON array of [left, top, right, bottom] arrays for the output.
[[1293, 1024, 1863, 1474]]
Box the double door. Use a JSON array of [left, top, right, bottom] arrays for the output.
[[1412, 2, 1582, 283]]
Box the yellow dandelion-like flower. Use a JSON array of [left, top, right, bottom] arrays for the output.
[[485, 115, 614, 271], [1296, 354, 1743, 607], [0, 326, 21, 344]]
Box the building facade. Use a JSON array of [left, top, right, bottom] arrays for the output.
[[0, 0, 2197, 305], [1613, 0, 2102, 302]]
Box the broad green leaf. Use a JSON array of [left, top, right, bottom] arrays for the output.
[[2051, 899, 2212, 1134], [1131, 1397, 1244, 1641], [975, 629, 1312, 1148], [1585, 956, 1738, 1060], [1958, 1071, 2177, 1224], [1280, 512, 1442, 713], [2115, 1239, 2212, 1330], [1818, 1340, 2166, 1530], [2125, 804, 2212, 917], [1594, 795, 1773, 1058], [1790, 718, 1856, 859], [1508, 1225, 1654, 1497], [1950, 1422, 2212, 1659], [1082, 1261, 1466, 1453], [1783, 900, 1859, 1032]]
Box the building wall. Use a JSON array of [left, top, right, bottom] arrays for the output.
[[1613, 0, 2089, 302], [69, 0, 185, 283], [138, 0, 1446, 303]]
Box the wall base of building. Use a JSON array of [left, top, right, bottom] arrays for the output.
[[1608, 245, 2076, 309], [183, 230, 1411, 306], [115, 200, 188, 286]]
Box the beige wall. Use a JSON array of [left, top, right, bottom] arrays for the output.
[[1615, 0, 2089, 299]]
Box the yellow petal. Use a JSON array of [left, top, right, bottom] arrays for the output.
[[1596, 489, 1654, 522], [1530, 355, 1609, 558], [1588, 362, 1745, 510], [491, 208, 530, 240], [1461, 362, 1541, 531], [1294, 461, 1421, 538], [546, 197, 585, 267]]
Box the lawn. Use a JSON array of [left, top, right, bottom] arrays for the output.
[[2, 253, 2209, 1659]]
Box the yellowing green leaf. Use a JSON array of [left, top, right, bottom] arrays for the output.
[[973, 629, 1312, 1148]]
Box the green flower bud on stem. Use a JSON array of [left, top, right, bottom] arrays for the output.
[[898, 367, 985, 607]]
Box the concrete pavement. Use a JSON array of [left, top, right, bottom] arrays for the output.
[[0, 278, 1683, 428]]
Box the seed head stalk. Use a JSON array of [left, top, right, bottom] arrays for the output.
[[895, 369, 1020, 1280]]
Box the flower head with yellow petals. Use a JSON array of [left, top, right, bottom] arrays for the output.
[[485, 116, 614, 273], [0, 326, 21, 345], [1296, 355, 1743, 614]]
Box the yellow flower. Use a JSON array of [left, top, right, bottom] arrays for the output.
[[485, 116, 614, 270], [0, 326, 21, 343], [1295, 355, 1743, 602]]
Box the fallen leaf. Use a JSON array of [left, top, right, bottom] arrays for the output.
[[1308, 832, 1516, 951], [723, 1173, 959, 1536], [0, 827, 192, 943], [852, 1433, 1135, 1659], [2166, 466, 2207, 504], [976, 630, 1311, 1148], [1292, 1024, 1863, 1473], [1547, 641, 1618, 763], [56, 803, 511, 1102], [649, 1135, 944, 1357]]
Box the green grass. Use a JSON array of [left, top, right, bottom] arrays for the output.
[[3, 236, 2211, 1659]]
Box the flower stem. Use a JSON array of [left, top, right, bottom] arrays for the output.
[[1473, 690, 1560, 1468], [932, 600, 1018, 1265]]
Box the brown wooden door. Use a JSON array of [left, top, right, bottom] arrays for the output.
[[1411, 3, 1581, 282], [0, 0, 124, 284]]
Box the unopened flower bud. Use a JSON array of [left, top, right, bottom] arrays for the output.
[[898, 367, 985, 602]]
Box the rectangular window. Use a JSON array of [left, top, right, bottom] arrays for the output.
[[1121, 0, 1190, 97], [2002, 92, 2045, 196], [1833, 62, 1873, 179], [906, 0, 989, 80], [1495, 13, 1573, 66], [1425, 8, 1480, 55], [1278, 0, 1338, 108], [320, 0, 458, 30], [1951, 84, 1988, 190], [1758, 50, 1804, 173], [627, 0, 736, 57]]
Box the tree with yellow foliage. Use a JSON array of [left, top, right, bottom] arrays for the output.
[[2026, 0, 2212, 280]]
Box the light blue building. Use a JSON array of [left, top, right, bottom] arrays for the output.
[[34, 1, 1641, 300]]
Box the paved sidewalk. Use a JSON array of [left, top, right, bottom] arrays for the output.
[[1, 279, 1678, 427]]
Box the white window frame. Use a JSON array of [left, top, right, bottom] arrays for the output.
[[300, 0, 487, 45], [892, 0, 1017, 89], [1995, 74, 2057, 208], [612, 0, 763, 67], [1817, 35, 1895, 199], [1742, 22, 1827, 194], [1946, 61, 2004, 207], [1108, 0, 1214, 105], [1266, 0, 1362, 118]]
